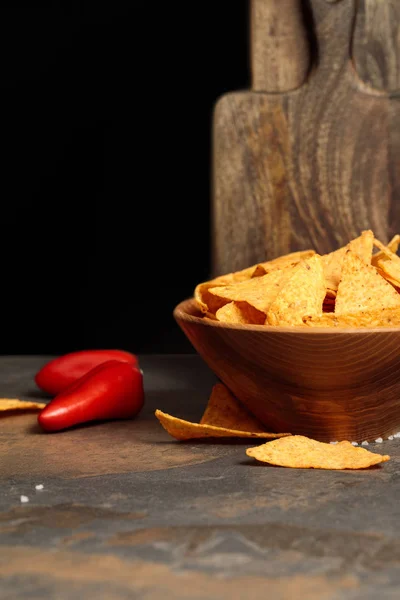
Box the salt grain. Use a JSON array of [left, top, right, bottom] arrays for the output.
[[375, 437, 383, 444], [330, 441, 338, 445], [361, 441, 369, 446], [35, 484, 44, 491], [394, 432, 400, 438], [388, 436, 394, 441], [351, 442, 358, 446], [20, 495, 29, 503]]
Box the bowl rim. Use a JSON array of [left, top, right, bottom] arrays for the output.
[[174, 298, 400, 334]]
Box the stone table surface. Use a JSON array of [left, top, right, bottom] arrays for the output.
[[1, 354, 400, 599]]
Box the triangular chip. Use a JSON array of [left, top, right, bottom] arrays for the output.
[[267, 255, 326, 326], [376, 267, 400, 290], [155, 410, 290, 441], [195, 251, 315, 314], [215, 301, 265, 325], [208, 266, 294, 315], [322, 230, 374, 291], [194, 265, 257, 314], [371, 234, 400, 267], [200, 383, 267, 432], [246, 436, 390, 470], [335, 250, 400, 315], [349, 229, 374, 262], [371, 238, 400, 288], [304, 306, 400, 328], [377, 258, 400, 288], [250, 250, 315, 278], [0, 399, 45, 412]]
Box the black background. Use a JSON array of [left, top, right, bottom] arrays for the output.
[[0, 1, 250, 356]]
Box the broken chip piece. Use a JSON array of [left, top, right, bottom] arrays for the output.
[[246, 435, 390, 470]]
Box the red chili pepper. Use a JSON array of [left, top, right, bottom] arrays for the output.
[[35, 349, 138, 395], [37, 360, 144, 432]]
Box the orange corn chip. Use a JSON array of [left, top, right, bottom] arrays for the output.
[[335, 250, 400, 315], [322, 230, 373, 292], [155, 383, 290, 441], [371, 234, 400, 267], [376, 259, 400, 289], [0, 399, 45, 412], [155, 410, 290, 441], [246, 436, 390, 470], [215, 301, 265, 325], [200, 383, 267, 432], [208, 267, 294, 315], [304, 306, 400, 328], [267, 255, 326, 326], [250, 250, 315, 278], [371, 238, 400, 288], [376, 267, 400, 290], [194, 265, 258, 313]]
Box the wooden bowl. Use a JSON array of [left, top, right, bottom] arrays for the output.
[[173, 298, 400, 443]]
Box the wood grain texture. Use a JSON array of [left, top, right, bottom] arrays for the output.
[[175, 299, 400, 442], [212, 0, 400, 276], [251, 0, 310, 92], [352, 0, 400, 92]]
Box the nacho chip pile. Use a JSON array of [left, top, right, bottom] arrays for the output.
[[195, 231, 400, 328]]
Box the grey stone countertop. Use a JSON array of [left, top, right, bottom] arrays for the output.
[[1, 354, 400, 599]]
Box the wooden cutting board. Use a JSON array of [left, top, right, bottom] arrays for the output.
[[212, 0, 400, 276]]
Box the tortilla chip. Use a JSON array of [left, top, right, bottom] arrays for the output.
[[335, 250, 400, 315], [195, 251, 315, 313], [376, 258, 400, 289], [349, 229, 374, 262], [0, 399, 45, 412], [246, 436, 390, 469], [194, 265, 258, 313], [155, 410, 290, 441], [200, 382, 267, 432], [304, 306, 400, 327], [208, 267, 294, 316], [322, 246, 347, 292], [322, 230, 373, 292], [215, 301, 265, 325], [371, 234, 400, 267], [251, 250, 315, 278], [267, 255, 326, 326], [376, 267, 400, 290]]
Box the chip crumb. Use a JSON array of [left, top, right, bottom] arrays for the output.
[[375, 437, 383, 443], [20, 495, 29, 503]]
